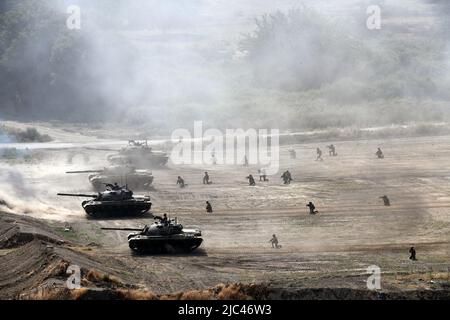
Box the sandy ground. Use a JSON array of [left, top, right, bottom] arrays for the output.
[[1, 128, 450, 298]]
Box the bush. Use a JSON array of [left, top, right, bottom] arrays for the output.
[[0, 126, 52, 142]]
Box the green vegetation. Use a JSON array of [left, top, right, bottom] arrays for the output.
[[51, 227, 81, 242], [0, 126, 52, 142], [1, 2, 450, 132], [0, 0, 108, 121], [235, 7, 450, 130], [49, 224, 104, 244]]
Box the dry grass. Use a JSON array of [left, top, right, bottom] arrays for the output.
[[159, 290, 213, 300], [160, 292, 183, 300], [85, 269, 105, 282], [70, 288, 89, 300], [216, 283, 251, 300], [22, 282, 262, 300], [157, 284, 251, 300], [25, 288, 85, 300], [27, 289, 65, 300], [44, 259, 71, 278], [179, 290, 214, 300], [85, 268, 123, 287], [114, 283, 253, 300], [117, 289, 158, 300], [26, 288, 95, 300]]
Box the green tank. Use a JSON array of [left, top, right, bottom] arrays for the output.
[[57, 186, 152, 218], [102, 216, 203, 253], [107, 140, 169, 168]]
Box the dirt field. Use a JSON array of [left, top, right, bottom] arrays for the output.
[[1, 129, 450, 299]]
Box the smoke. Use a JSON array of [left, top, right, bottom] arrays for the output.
[[0, 166, 44, 215], [0, 154, 101, 220], [5, 170, 35, 197], [1, 0, 450, 131]]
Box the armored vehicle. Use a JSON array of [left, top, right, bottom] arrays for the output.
[[102, 216, 203, 253], [66, 166, 154, 191], [57, 186, 152, 218], [107, 140, 169, 168]]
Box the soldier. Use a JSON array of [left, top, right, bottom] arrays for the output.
[[206, 201, 213, 213], [281, 170, 292, 184], [306, 201, 318, 214], [177, 176, 185, 188], [112, 182, 121, 190], [246, 174, 256, 186], [327, 144, 337, 156], [105, 183, 114, 190], [380, 195, 390, 206], [316, 148, 323, 161], [155, 213, 169, 224], [285, 170, 292, 184], [258, 168, 268, 181], [105, 183, 120, 191], [409, 246, 417, 261], [269, 234, 280, 249], [203, 172, 210, 185], [281, 171, 287, 184], [376, 148, 384, 159]]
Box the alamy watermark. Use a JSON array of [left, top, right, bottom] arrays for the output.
[[366, 265, 381, 290], [66, 5, 81, 30], [64, 4, 381, 31], [366, 5, 381, 30], [66, 264, 81, 289], [171, 121, 279, 175]]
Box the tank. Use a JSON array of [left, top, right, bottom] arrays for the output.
[[57, 186, 152, 218], [102, 216, 203, 253], [107, 140, 169, 168], [66, 165, 154, 191]]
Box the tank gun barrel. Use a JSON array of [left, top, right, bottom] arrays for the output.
[[57, 193, 98, 198], [66, 170, 102, 174], [101, 227, 143, 232], [84, 147, 118, 152]]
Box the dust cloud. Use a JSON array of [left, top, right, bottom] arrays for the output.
[[1, 0, 450, 132]]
